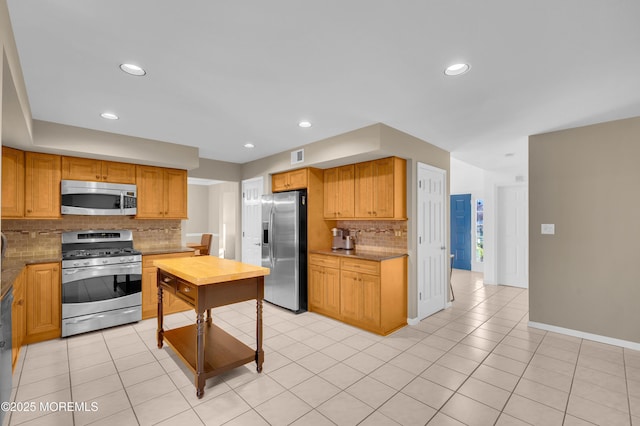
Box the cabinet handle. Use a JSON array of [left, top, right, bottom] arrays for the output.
[[27, 209, 32, 213], [103, 175, 107, 180], [163, 277, 172, 283], [96, 175, 100, 179], [182, 286, 191, 293], [159, 212, 163, 215]]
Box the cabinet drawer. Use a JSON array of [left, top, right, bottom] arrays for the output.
[[158, 272, 177, 294], [309, 254, 340, 268], [177, 281, 195, 303], [340, 258, 379, 275]]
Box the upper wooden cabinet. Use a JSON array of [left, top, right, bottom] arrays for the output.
[[323, 165, 355, 219], [25, 152, 61, 219], [61, 156, 136, 184], [354, 157, 406, 219], [272, 168, 308, 192], [2, 146, 25, 218], [136, 165, 188, 219]]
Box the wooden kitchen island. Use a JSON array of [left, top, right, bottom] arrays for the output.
[[153, 256, 270, 398]]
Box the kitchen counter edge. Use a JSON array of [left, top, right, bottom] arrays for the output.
[[310, 249, 408, 262]]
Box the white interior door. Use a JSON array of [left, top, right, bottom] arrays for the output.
[[417, 163, 447, 320], [497, 185, 528, 288], [241, 177, 263, 265]]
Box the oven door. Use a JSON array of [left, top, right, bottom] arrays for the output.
[[62, 263, 142, 319]]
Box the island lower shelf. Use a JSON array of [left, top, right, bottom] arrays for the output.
[[164, 323, 256, 377]]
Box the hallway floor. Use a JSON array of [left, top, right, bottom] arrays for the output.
[[6, 270, 640, 425]]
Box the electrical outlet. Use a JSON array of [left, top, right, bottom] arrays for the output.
[[30, 231, 36, 238]]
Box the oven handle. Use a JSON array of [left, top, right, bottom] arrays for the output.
[[64, 308, 140, 324], [62, 263, 141, 284]]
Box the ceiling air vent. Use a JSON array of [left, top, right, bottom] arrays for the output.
[[291, 149, 304, 165]]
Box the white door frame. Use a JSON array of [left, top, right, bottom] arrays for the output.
[[417, 162, 448, 320], [241, 176, 264, 265]]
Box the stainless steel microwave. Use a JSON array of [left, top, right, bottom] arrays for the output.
[[61, 180, 137, 216]]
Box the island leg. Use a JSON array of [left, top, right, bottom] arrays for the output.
[[156, 285, 164, 349], [196, 311, 205, 398], [255, 298, 264, 373]]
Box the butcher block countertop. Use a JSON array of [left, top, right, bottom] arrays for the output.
[[153, 256, 270, 285]]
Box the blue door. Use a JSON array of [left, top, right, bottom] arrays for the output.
[[450, 194, 471, 270]]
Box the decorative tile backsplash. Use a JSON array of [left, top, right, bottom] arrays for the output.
[[335, 220, 407, 253], [1, 217, 182, 261]]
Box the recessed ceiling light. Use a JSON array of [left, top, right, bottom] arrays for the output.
[[505, 153, 515, 157], [119, 63, 146, 76], [298, 121, 312, 128], [100, 112, 119, 120], [244, 143, 255, 149], [444, 63, 470, 76]]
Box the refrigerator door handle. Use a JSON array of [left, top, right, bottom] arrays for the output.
[[269, 209, 275, 269]]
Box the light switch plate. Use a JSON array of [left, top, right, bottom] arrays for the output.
[[541, 224, 555, 235]]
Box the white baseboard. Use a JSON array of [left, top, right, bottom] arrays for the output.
[[528, 321, 640, 351], [407, 317, 420, 326]]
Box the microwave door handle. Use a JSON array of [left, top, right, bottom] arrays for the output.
[[120, 192, 124, 214]]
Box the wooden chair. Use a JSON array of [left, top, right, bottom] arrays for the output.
[[187, 233, 212, 256]]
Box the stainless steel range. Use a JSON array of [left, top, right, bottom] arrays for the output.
[[61, 230, 142, 337]]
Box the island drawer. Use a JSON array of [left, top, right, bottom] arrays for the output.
[[158, 271, 177, 293], [177, 281, 195, 303]]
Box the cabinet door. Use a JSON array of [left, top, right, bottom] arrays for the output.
[[370, 157, 395, 218], [164, 290, 192, 314], [2, 146, 25, 218], [323, 168, 339, 218], [142, 252, 194, 319], [136, 165, 165, 218], [25, 263, 61, 344], [324, 267, 341, 316], [324, 165, 355, 219], [354, 161, 374, 218], [340, 270, 361, 321], [272, 172, 289, 192], [11, 269, 26, 369], [25, 152, 61, 218], [61, 156, 102, 181], [308, 265, 325, 310], [286, 169, 307, 190], [336, 165, 355, 218], [163, 168, 188, 219], [102, 160, 136, 184], [360, 273, 381, 328], [141, 267, 159, 319]]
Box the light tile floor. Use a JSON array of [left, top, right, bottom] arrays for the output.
[[6, 270, 640, 425]]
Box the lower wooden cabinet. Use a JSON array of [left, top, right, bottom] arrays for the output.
[[308, 253, 407, 335], [142, 252, 194, 319], [11, 268, 26, 370], [25, 263, 61, 344], [340, 270, 381, 330], [309, 255, 341, 317]]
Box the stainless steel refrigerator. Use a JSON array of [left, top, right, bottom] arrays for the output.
[[261, 190, 307, 313]]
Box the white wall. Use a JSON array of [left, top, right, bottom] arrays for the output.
[[184, 181, 240, 259], [450, 158, 485, 272]]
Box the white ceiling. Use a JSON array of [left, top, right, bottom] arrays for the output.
[[7, 1, 640, 176]]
